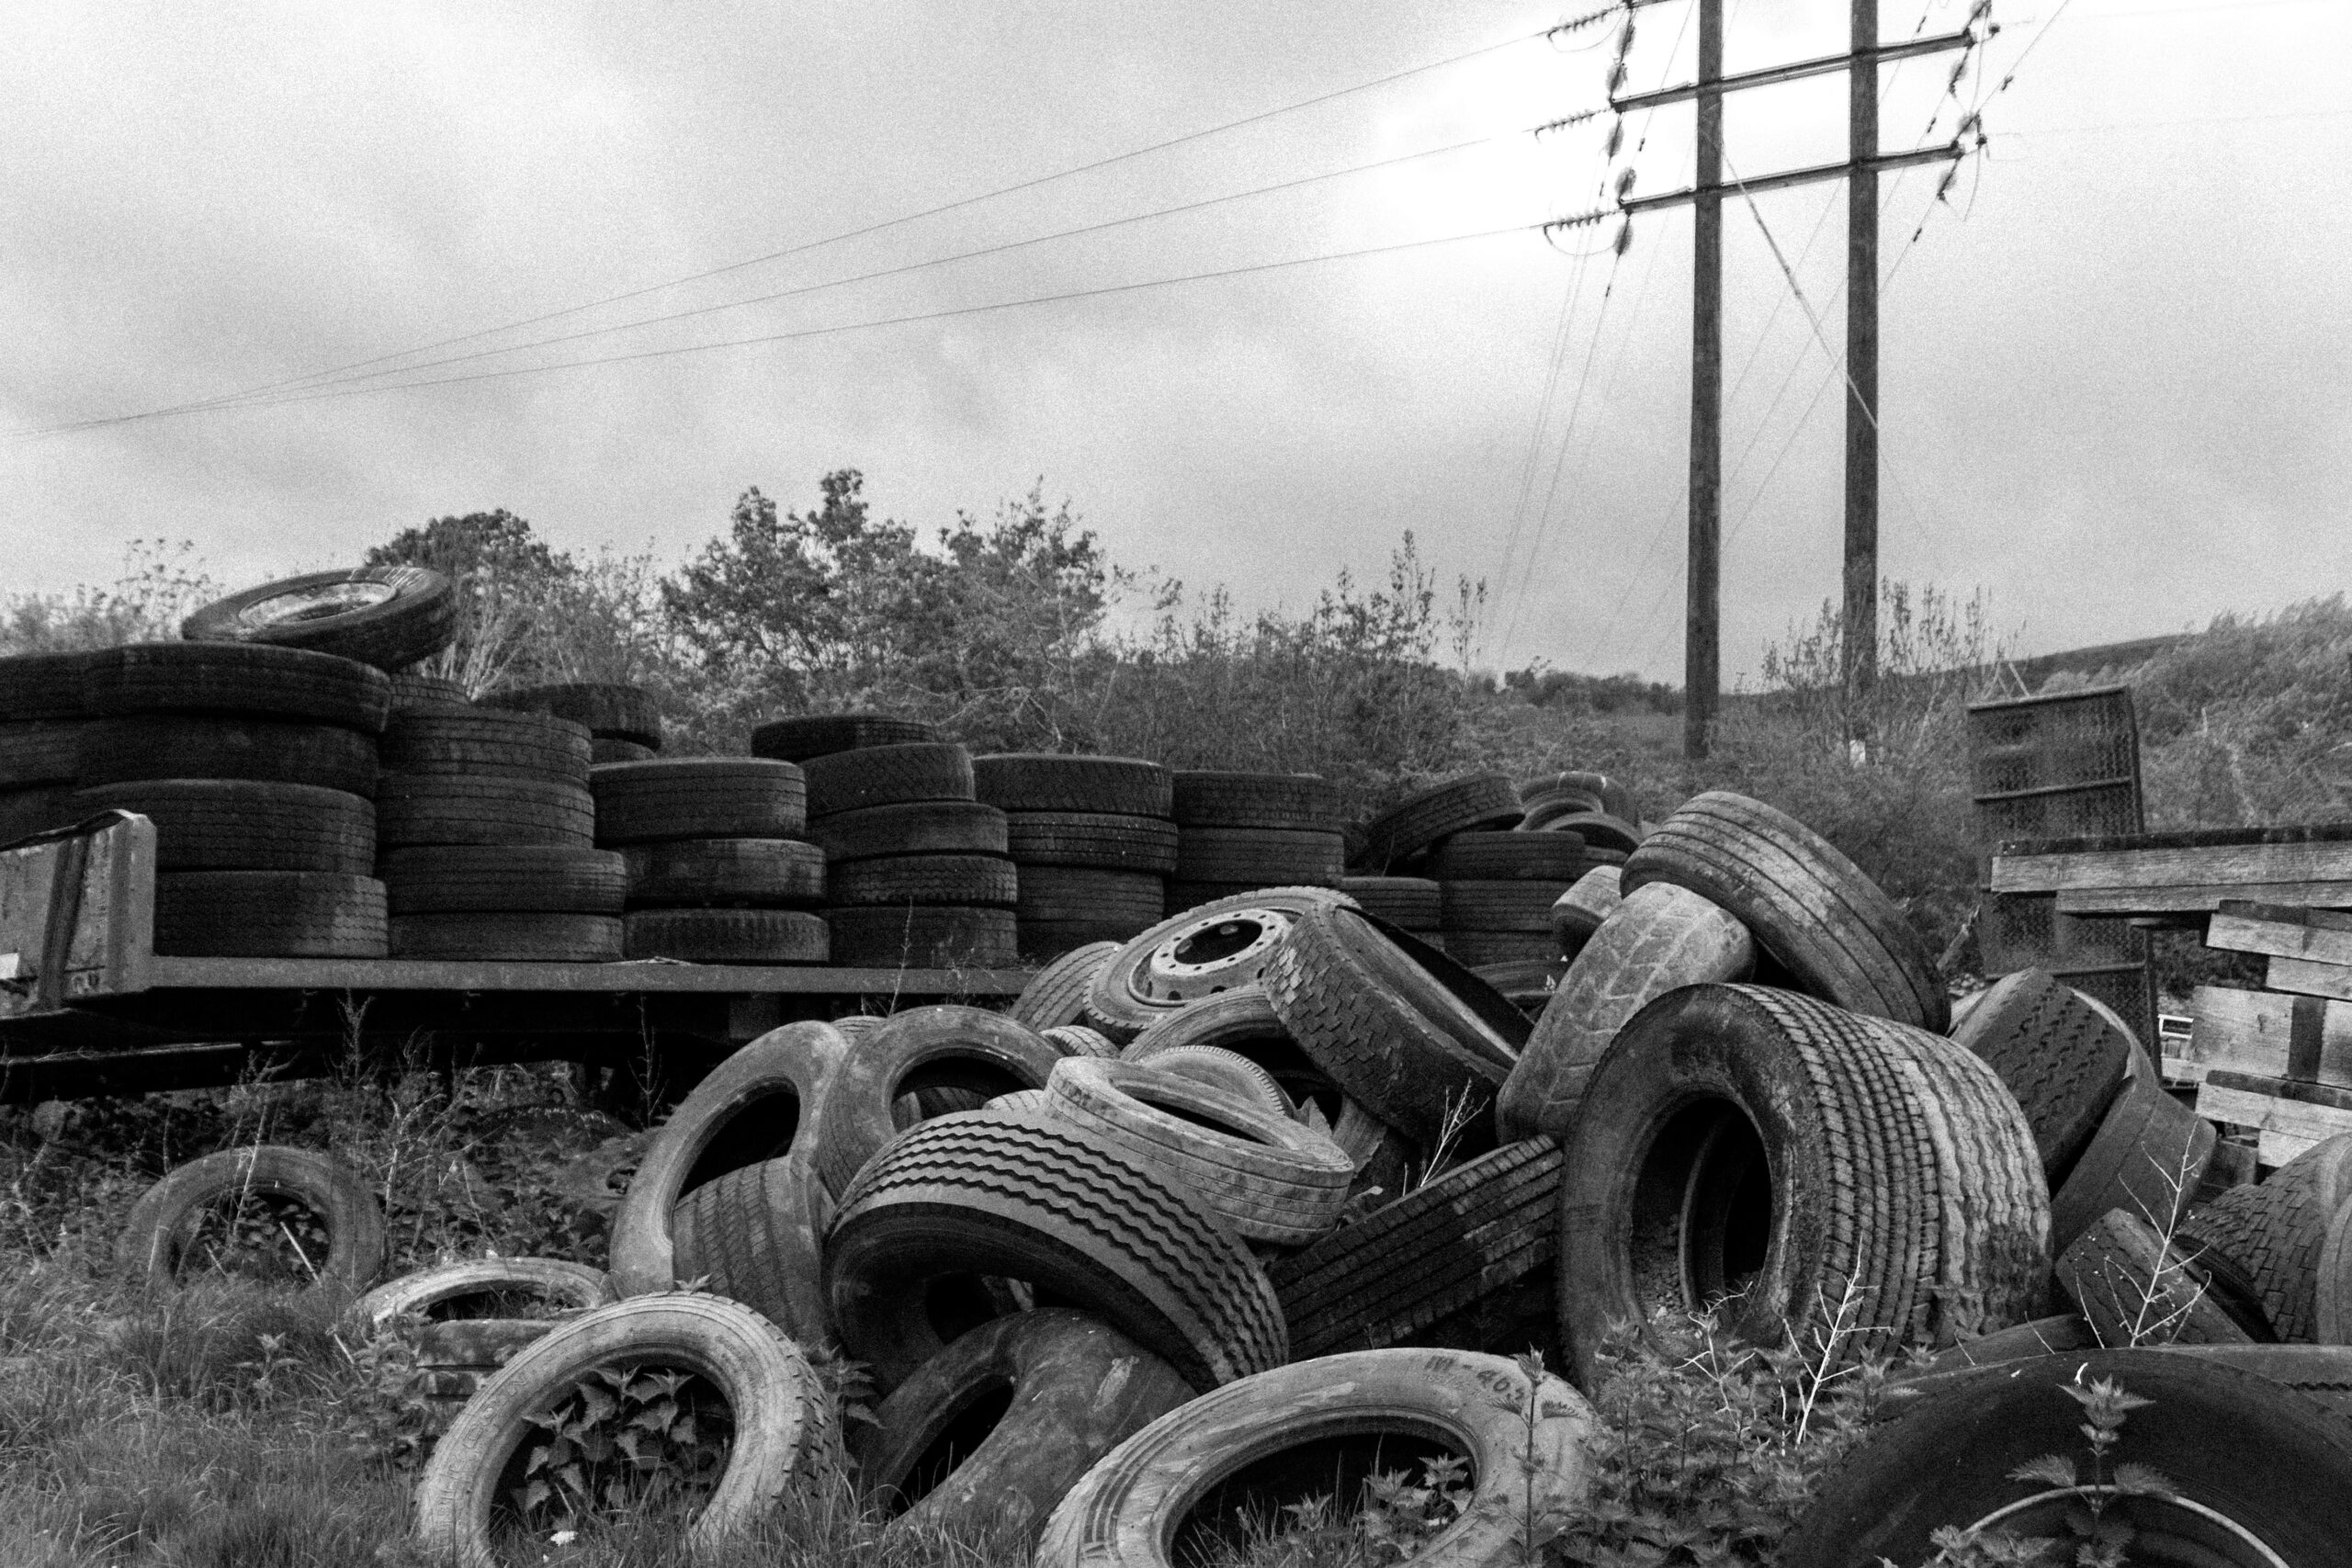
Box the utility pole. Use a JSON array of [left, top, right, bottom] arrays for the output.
[[1603, 3, 1984, 761]]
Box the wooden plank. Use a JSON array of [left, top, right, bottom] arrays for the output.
[[2196, 1078, 2352, 1148], [2268, 956, 2352, 1002], [2054, 882, 2352, 918], [2206, 902, 2352, 964], [1992, 837, 2352, 896], [2182, 987, 2352, 1089], [2261, 1129, 2323, 1169]]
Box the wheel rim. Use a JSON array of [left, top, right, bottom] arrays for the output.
[[1139, 909, 1295, 1002], [1965, 1488, 2290, 1567], [240, 581, 397, 627]]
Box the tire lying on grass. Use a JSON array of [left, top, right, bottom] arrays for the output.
[[1033, 1347, 1597, 1568], [351, 1257, 616, 1334], [119, 1144, 386, 1292], [854, 1309, 1193, 1548], [412, 1294, 842, 1568]]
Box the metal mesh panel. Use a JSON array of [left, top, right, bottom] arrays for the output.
[[2051, 961, 2159, 1069], [1977, 892, 2144, 973], [1973, 783, 2145, 865], [1966, 686, 2143, 798]]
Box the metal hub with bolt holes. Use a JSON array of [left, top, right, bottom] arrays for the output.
[[1138, 908, 1296, 1003]]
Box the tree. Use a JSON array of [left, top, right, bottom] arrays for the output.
[[368, 511, 576, 694]]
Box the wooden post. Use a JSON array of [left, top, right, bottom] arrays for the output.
[[1684, 0, 1724, 763], [1843, 0, 1880, 715]]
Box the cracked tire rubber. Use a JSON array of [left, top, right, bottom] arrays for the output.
[[411, 1295, 842, 1567], [1168, 772, 1337, 830], [854, 1309, 1194, 1549], [76, 715, 379, 796], [390, 912, 623, 961], [154, 870, 387, 957], [608, 1021, 844, 1300], [831, 853, 1018, 908], [1039, 1056, 1351, 1245], [1498, 881, 1755, 1142], [1949, 968, 2134, 1186], [1033, 1347, 1597, 1568], [182, 566, 456, 671], [2049, 1064, 2218, 1257], [750, 712, 939, 762], [1622, 790, 1948, 1032], [802, 742, 974, 818], [72, 779, 373, 873], [477, 682, 661, 748], [1350, 773, 1522, 874], [622, 837, 826, 908], [825, 906, 1017, 968], [119, 1144, 385, 1292], [1261, 903, 1524, 1148], [1267, 1138, 1562, 1359], [974, 754, 1171, 818], [592, 759, 807, 844], [380, 846, 627, 916], [376, 775, 594, 849], [810, 1005, 1066, 1201], [624, 908, 828, 964], [1004, 812, 1181, 874], [672, 1156, 837, 1347], [2178, 1134, 2352, 1345], [83, 642, 391, 732], [1008, 942, 1121, 1031], [379, 707, 591, 782], [2055, 1207, 2256, 1347], [351, 1258, 616, 1334], [1172, 828, 1344, 886], [1555, 984, 2051, 1387], [809, 801, 1010, 862], [824, 1108, 1286, 1391], [1080, 886, 1358, 1042]]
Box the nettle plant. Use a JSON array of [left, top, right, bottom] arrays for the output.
[[512, 1365, 735, 1531]]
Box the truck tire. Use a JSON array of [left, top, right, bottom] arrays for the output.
[[1005, 812, 1181, 873], [802, 742, 974, 817], [1351, 773, 1522, 873], [154, 871, 388, 957], [0, 719, 83, 788], [1438, 880, 1573, 932], [830, 854, 1018, 908], [974, 754, 1172, 818], [119, 1145, 385, 1291], [624, 908, 828, 964], [1528, 810, 1643, 855], [1550, 866, 1623, 959], [83, 642, 390, 732], [1083, 886, 1358, 1042], [1041, 1023, 1120, 1059], [2049, 1064, 2218, 1256], [376, 775, 594, 849], [1119, 1045, 1291, 1119], [826, 906, 1017, 969], [809, 800, 1010, 862], [477, 682, 661, 748], [750, 712, 938, 761], [379, 707, 591, 782], [182, 566, 456, 671], [387, 671, 467, 709], [2056, 1207, 2257, 1346], [1172, 828, 1344, 886], [1432, 830, 1587, 881], [0, 651, 89, 719], [73, 779, 373, 873], [1336, 875, 1441, 931], [390, 912, 624, 962], [623, 838, 826, 908], [810, 1006, 1065, 1201], [351, 1258, 616, 1334], [1169, 772, 1337, 830], [380, 846, 628, 916], [592, 759, 806, 844], [2177, 1134, 2352, 1344], [76, 715, 379, 796], [1949, 967, 2133, 1185], [1014, 866, 1165, 924], [671, 1156, 836, 1347], [1007, 942, 1120, 1031], [1440, 931, 1555, 966]]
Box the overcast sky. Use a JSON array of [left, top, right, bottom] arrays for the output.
[[3, 1, 2345, 682]]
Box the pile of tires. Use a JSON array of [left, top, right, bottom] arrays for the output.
[[594, 758, 827, 964], [1334, 871, 1442, 947], [1166, 770, 1343, 913], [480, 681, 666, 764], [0, 650, 90, 845], [775, 723, 1018, 969], [1431, 827, 1593, 968], [74, 644, 395, 957], [979, 752, 1173, 964]]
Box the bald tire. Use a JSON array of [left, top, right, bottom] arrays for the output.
[[973, 754, 1172, 817], [376, 775, 594, 849], [1556, 986, 2049, 1386], [1950, 968, 2134, 1184], [1005, 811, 1181, 873], [854, 1310, 1194, 1548], [1033, 1348, 1598, 1568], [802, 742, 974, 818], [1549, 866, 1623, 959], [83, 642, 390, 732], [119, 1144, 385, 1291], [672, 1156, 835, 1347], [1168, 771, 1337, 831], [2178, 1134, 2352, 1344], [73, 779, 374, 873], [825, 906, 1017, 969], [1498, 881, 1755, 1143], [155, 871, 387, 957], [1622, 790, 1948, 1032], [2056, 1208, 2256, 1347], [1120, 1045, 1291, 1119], [2049, 1064, 2218, 1256], [824, 1110, 1287, 1391], [1351, 773, 1522, 874], [1007, 941, 1120, 1031], [1266, 1138, 1563, 1360], [592, 759, 808, 844], [411, 1296, 842, 1567], [830, 854, 1018, 908], [810, 1005, 1066, 1201], [379, 707, 591, 783]]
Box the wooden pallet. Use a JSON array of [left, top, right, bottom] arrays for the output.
[[1991, 827, 2352, 919]]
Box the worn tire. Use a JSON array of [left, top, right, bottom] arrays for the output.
[[411, 1295, 842, 1566], [390, 912, 624, 962], [1950, 967, 2133, 1186], [1549, 865, 1623, 958], [854, 1309, 1194, 1547], [802, 742, 974, 818], [608, 1021, 844, 1298], [73, 779, 373, 873], [825, 1109, 1286, 1390], [810, 1005, 1065, 1201], [1268, 1138, 1563, 1359], [379, 707, 591, 782], [974, 754, 1171, 817], [1040, 1056, 1351, 1245], [1034, 1347, 1596, 1568], [477, 682, 661, 747], [1083, 886, 1359, 1042], [381, 846, 627, 916], [1008, 942, 1121, 1031], [1556, 985, 2050, 1385], [182, 566, 456, 671], [1529, 810, 1643, 855], [0, 651, 90, 720], [1168, 771, 1336, 830], [672, 1156, 837, 1347], [84, 642, 390, 731], [119, 1145, 385, 1291], [388, 671, 468, 709], [1172, 828, 1343, 886], [593, 759, 806, 844], [351, 1258, 616, 1334], [376, 774, 594, 849], [1119, 1045, 1290, 1119], [1432, 831, 1587, 882], [1781, 1348, 2352, 1566], [826, 905, 1017, 968], [1623, 790, 1947, 1031], [1014, 866, 1164, 925], [1498, 882, 1755, 1142], [809, 800, 1009, 862], [624, 908, 829, 964], [1351, 773, 1521, 874], [2177, 1134, 2352, 1345], [2049, 1063, 2218, 1256], [623, 838, 826, 908], [1005, 812, 1181, 873], [2056, 1207, 2256, 1346], [0, 719, 81, 788], [831, 854, 1018, 908], [77, 714, 379, 795], [750, 712, 939, 762], [1336, 875, 1441, 931], [1042, 1023, 1120, 1059], [1521, 770, 1638, 822], [155, 870, 388, 957]]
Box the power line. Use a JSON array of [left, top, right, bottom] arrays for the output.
[[24, 23, 1560, 439]]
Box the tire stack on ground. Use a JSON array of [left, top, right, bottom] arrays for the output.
[[377, 700, 626, 961], [594, 758, 826, 964], [480, 682, 666, 765], [1430, 828, 1591, 968], [978, 753, 1172, 964], [0, 651, 88, 845], [1334, 872, 1442, 947], [73, 644, 394, 957], [1516, 769, 1646, 866], [1165, 771, 1343, 918], [756, 716, 1018, 970]]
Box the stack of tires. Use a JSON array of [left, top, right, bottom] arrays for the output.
[[1517, 768, 1645, 860], [74, 644, 393, 957], [1431, 828, 1591, 967], [481, 682, 665, 765], [0, 651, 87, 845], [594, 759, 826, 964], [1334, 872, 1442, 947], [377, 701, 625, 961], [978, 753, 1171, 964], [1166, 771, 1343, 916]]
